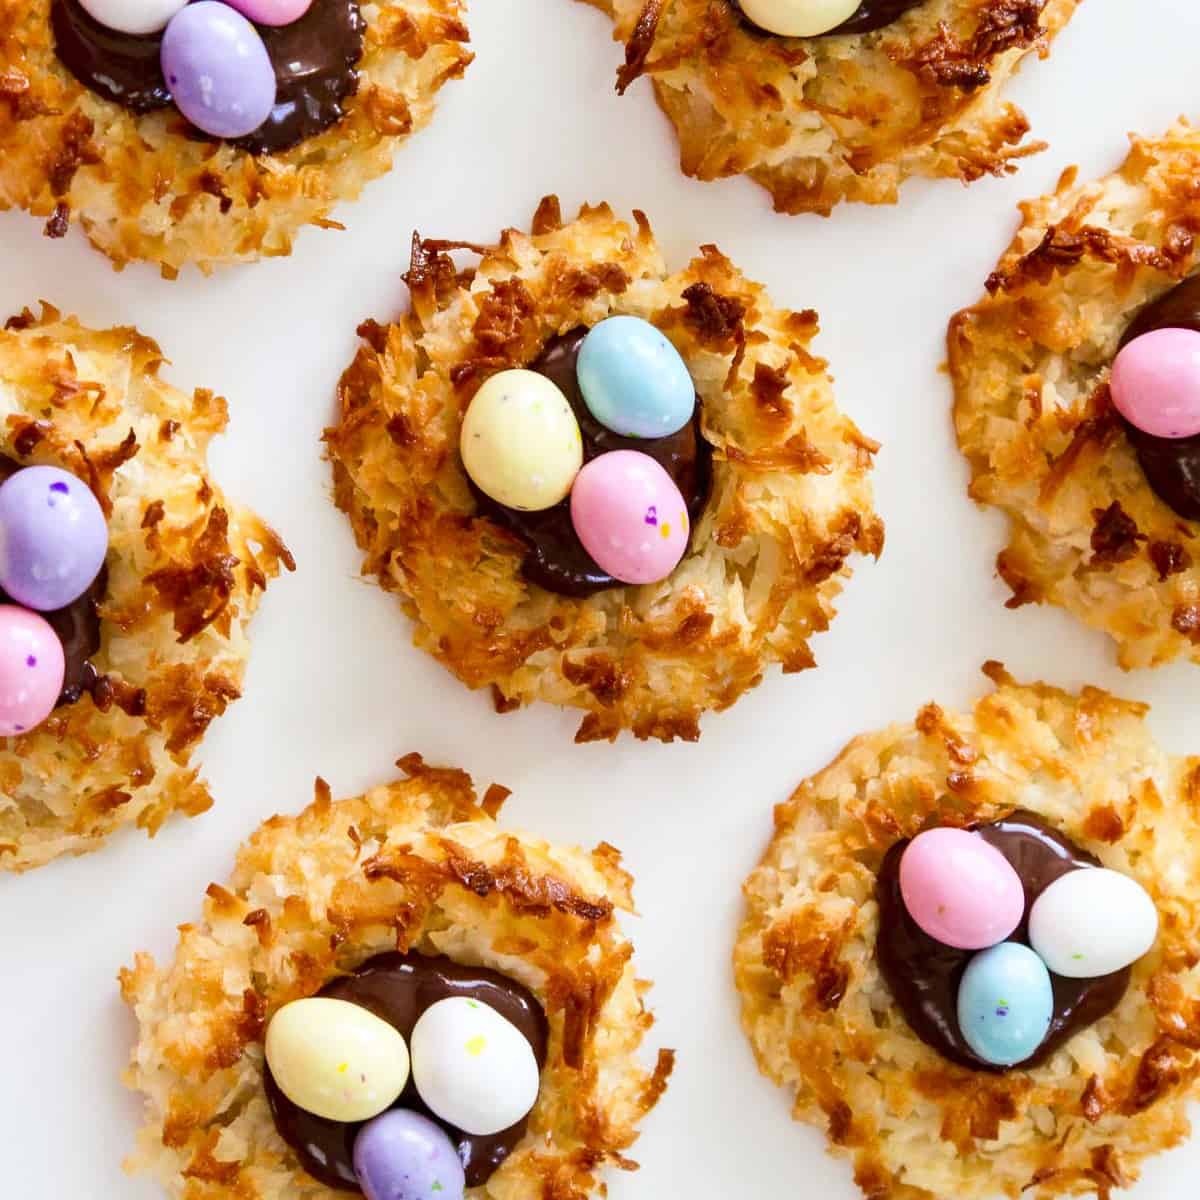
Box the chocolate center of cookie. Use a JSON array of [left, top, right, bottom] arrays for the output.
[[876, 811, 1130, 1071], [0, 455, 104, 708], [265, 953, 549, 1191], [1116, 274, 1200, 520], [470, 327, 712, 598], [735, 0, 925, 38], [51, 0, 365, 155]]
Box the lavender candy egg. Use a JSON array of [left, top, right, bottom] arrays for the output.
[[353, 1110, 466, 1200], [161, 3, 276, 140], [0, 467, 108, 612]]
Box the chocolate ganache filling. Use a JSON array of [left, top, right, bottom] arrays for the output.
[[876, 811, 1130, 1071], [471, 327, 713, 598], [736, 0, 924, 37], [265, 952, 550, 1191], [52, 0, 366, 156], [0, 456, 105, 708], [1117, 274, 1200, 520]]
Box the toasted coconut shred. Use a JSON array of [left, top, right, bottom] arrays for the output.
[[951, 121, 1200, 669], [735, 664, 1200, 1200], [325, 198, 883, 743], [582, 0, 1079, 215], [0, 305, 293, 872], [0, 0, 472, 274], [122, 755, 674, 1199]]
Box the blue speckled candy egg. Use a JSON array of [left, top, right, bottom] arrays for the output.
[[957, 943, 1053, 1067], [577, 316, 694, 439], [353, 1109, 466, 1200]]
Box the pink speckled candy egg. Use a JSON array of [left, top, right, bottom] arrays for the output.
[[899, 828, 1024, 950], [570, 450, 689, 585], [1111, 327, 1200, 439], [224, 0, 313, 26], [0, 605, 65, 736]]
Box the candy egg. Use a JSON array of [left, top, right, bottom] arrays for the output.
[[161, 3, 276, 140], [410, 997, 540, 1137], [899, 828, 1024, 951], [957, 942, 1054, 1067], [265, 998, 410, 1123], [460, 370, 582, 511], [569, 450, 689, 585], [354, 1110, 466, 1200], [0, 606, 65, 736], [737, 0, 861, 38], [0, 467, 108, 612], [576, 316, 694, 439], [224, 0, 313, 26], [1029, 867, 1158, 979], [1110, 328, 1200, 440], [78, 0, 188, 34]]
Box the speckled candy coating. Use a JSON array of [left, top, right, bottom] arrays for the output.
[[738, 0, 860, 36], [1111, 327, 1200, 440], [957, 942, 1054, 1067], [160, 3, 276, 140], [353, 1110, 466, 1200], [0, 466, 108, 612], [899, 828, 1025, 951], [224, 0, 313, 26], [78, 0, 188, 34], [0, 605, 65, 736]]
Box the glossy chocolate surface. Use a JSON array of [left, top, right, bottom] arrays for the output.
[[1117, 274, 1200, 520], [51, 0, 365, 155], [736, 0, 924, 38], [472, 327, 713, 597], [875, 811, 1130, 1071], [265, 952, 550, 1191], [0, 456, 104, 708]]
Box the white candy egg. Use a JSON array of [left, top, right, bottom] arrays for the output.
[[1029, 867, 1159, 979], [411, 997, 540, 1136], [265, 998, 410, 1122], [78, 0, 188, 35], [738, 0, 861, 37]]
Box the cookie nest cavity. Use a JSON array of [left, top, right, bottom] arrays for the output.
[[325, 198, 883, 743], [951, 122, 1200, 669], [582, 0, 1079, 214], [121, 754, 673, 1198], [735, 664, 1200, 1200], [0, 0, 472, 274], [0, 305, 292, 872]]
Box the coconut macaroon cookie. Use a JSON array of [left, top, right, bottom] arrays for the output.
[[582, 0, 1080, 215], [122, 754, 673, 1200], [326, 198, 883, 742], [0, 0, 471, 274], [952, 122, 1200, 669], [735, 664, 1200, 1200], [0, 305, 292, 872]]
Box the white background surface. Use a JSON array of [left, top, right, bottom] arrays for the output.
[[2, 0, 1198, 1195]]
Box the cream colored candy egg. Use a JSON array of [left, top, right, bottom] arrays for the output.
[[265, 998, 410, 1122], [739, 0, 861, 37], [460, 370, 583, 511]]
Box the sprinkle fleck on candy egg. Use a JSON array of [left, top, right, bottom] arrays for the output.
[[899, 828, 1025, 951], [957, 942, 1054, 1067], [576, 316, 694, 439], [265, 998, 410, 1123], [737, 0, 861, 38], [0, 606, 66, 736], [1029, 867, 1158, 979], [1111, 328, 1200, 440], [353, 1109, 466, 1200], [78, 0, 188, 34], [569, 450, 690, 585], [161, 3, 277, 141], [410, 997, 540, 1137], [224, 0, 313, 26], [0, 467, 108, 613], [460, 370, 583, 511]]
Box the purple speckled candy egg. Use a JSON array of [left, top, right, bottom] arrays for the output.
[[224, 0, 313, 26], [0, 606, 65, 736], [0, 466, 108, 611], [353, 1110, 466, 1200], [161, 2, 276, 140], [570, 450, 689, 585]]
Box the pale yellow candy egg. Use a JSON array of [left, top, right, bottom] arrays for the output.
[[739, 0, 861, 37], [265, 998, 410, 1122], [460, 370, 583, 511]]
